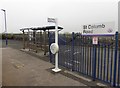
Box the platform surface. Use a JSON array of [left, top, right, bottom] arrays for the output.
[[2, 47, 86, 86]]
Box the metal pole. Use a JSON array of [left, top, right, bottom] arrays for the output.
[[55, 19, 58, 69], [44, 30, 46, 55], [72, 32, 74, 71], [92, 45, 96, 81], [113, 32, 118, 87], [52, 18, 61, 72], [1, 9, 7, 46], [48, 31, 52, 63], [28, 29, 30, 51], [23, 30, 25, 49]]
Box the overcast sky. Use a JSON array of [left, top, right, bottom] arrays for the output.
[[0, 0, 119, 33]]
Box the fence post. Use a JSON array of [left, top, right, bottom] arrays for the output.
[[48, 32, 52, 63], [92, 45, 97, 81], [113, 32, 118, 87], [118, 48, 120, 87], [72, 32, 75, 71]]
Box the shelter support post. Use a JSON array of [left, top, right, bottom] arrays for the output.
[[23, 30, 25, 49], [28, 29, 30, 51], [44, 30, 46, 55]]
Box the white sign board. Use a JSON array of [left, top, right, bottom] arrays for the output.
[[92, 37, 98, 44], [82, 22, 115, 36], [48, 18, 56, 23]]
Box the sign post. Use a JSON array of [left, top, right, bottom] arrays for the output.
[[48, 18, 61, 72], [82, 22, 115, 82]]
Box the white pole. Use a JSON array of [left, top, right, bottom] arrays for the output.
[[52, 18, 61, 72], [55, 18, 58, 69], [1, 9, 8, 46]]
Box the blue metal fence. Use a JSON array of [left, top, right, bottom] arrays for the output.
[[49, 32, 120, 87]]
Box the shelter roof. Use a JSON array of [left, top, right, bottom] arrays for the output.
[[20, 26, 63, 31]]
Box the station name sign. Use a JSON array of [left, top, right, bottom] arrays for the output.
[[82, 22, 115, 36], [83, 24, 105, 30]]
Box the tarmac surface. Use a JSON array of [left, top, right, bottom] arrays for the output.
[[1, 40, 111, 87], [2, 46, 86, 86]]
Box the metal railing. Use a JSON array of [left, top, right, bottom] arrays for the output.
[[49, 32, 120, 87]]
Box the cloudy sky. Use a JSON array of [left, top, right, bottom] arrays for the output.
[[0, 0, 119, 33]]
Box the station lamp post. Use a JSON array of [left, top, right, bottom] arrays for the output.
[[1, 9, 8, 46]]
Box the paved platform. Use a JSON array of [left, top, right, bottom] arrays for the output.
[[2, 47, 86, 86]]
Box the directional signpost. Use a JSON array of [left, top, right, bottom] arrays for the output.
[[48, 18, 61, 72]]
